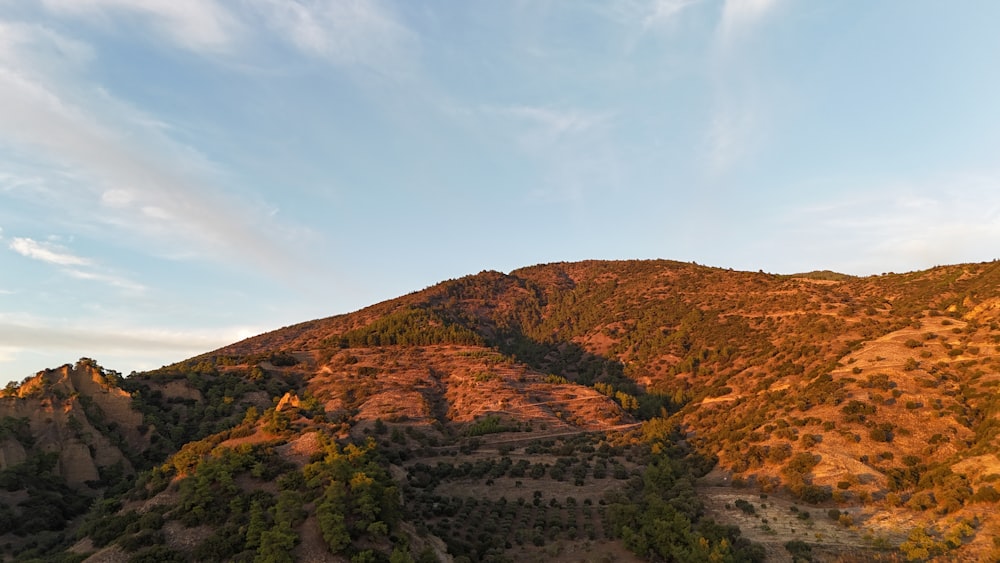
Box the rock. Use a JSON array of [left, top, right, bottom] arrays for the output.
[[0, 437, 26, 470], [276, 391, 301, 412], [0, 360, 146, 487], [59, 441, 100, 486]]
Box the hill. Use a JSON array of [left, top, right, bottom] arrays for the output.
[[4, 259, 1000, 561]]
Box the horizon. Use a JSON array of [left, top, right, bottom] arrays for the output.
[[4, 1, 1000, 384]]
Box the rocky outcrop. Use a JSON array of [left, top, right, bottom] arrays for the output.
[[60, 441, 101, 486], [965, 297, 1000, 321], [0, 360, 147, 487], [276, 391, 301, 412], [36, 361, 146, 449], [0, 437, 26, 469]]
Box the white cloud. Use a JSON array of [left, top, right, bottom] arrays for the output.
[[505, 106, 606, 136], [0, 23, 301, 273], [0, 318, 268, 381], [0, 316, 257, 356], [786, 176, 1000, 274], [64, 268, 146, 292], [599, 0, 702, 30], [717, 0, 780, 47], [100, 189, 134, 207], [39, 0, 239, 53], [247, 0, 416, 70], [644, 0, 703, 28], [9, 237, 90, 266], [8, 236, 146, 291], [475, 104, 623, 204], [0, 346, 17, 363], [701, 0, 783, 175], [0, 21, 95, 71], [487, 105, 614, 152], [36, 0, 415, 71]]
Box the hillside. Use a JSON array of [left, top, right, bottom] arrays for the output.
[[4, 259, 1000, 561]]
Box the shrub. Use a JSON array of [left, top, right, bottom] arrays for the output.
[[973, 485, 1000, 503], [785, 539, 812, 561]]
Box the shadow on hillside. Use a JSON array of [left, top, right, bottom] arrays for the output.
[[494, 331, 679, 420]]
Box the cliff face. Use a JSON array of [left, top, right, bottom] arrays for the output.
[[0, 360, 148, 486], [0, 437, 26, 468]]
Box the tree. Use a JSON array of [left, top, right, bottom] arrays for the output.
[[246, 500, 268, 549]]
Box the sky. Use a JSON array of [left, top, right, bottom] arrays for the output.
[[2, 1, 1000, 384]]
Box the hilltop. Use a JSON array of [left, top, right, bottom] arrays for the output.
[[4, 259, 1000, 561]]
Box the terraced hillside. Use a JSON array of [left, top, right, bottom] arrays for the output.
[[5, 259, 1000, 561]]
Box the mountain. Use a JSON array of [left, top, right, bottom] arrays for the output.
[[4, 258, 1000, 561]]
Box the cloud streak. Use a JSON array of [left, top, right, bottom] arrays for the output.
[[0, 23, 303, 274], [785, 176, 1000, 274], [717, 0, 781, 47], [249, 0, 416, 70], [35, 0, 416, 71], [8, 236, 145, 291], [0, 317, 259, 358], [484, 104, 615, 153], [40, 0, 240, 53], [643, 0, 704, 28], [9, 237, 89, 266], [703, 0, 783, 175]]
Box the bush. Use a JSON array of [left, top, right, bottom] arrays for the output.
[[785, 540, 812, 562], [126, 545, 186, 563], [973, 485, 1000, 503]]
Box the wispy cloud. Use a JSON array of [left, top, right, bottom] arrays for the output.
[[8, 236, 145, 291], [612, 0, 784, 175], [474, 104, 622, 204], [486, 104, 614, 152], [0, 347, 17, 363], [703, 0, 783, 175], [39, 0, 240, 53], [785, 175, 1000, 274], [717, 0, 781, 47], [248, 0, 416, 70], [599, 0, 702, 30], [643, 0, 704, 28], [0, 23, 303, 273], [35, 0, 415, 71], [504, 105, 608, 135], [0, 316, 258, 356], [64, 268, 145, 292], [9, 237, 90, 266]]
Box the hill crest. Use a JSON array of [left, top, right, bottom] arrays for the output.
[[6, 258, 1000, 560]]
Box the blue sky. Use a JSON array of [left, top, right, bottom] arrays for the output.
[[2, 0, 1000, 384]]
